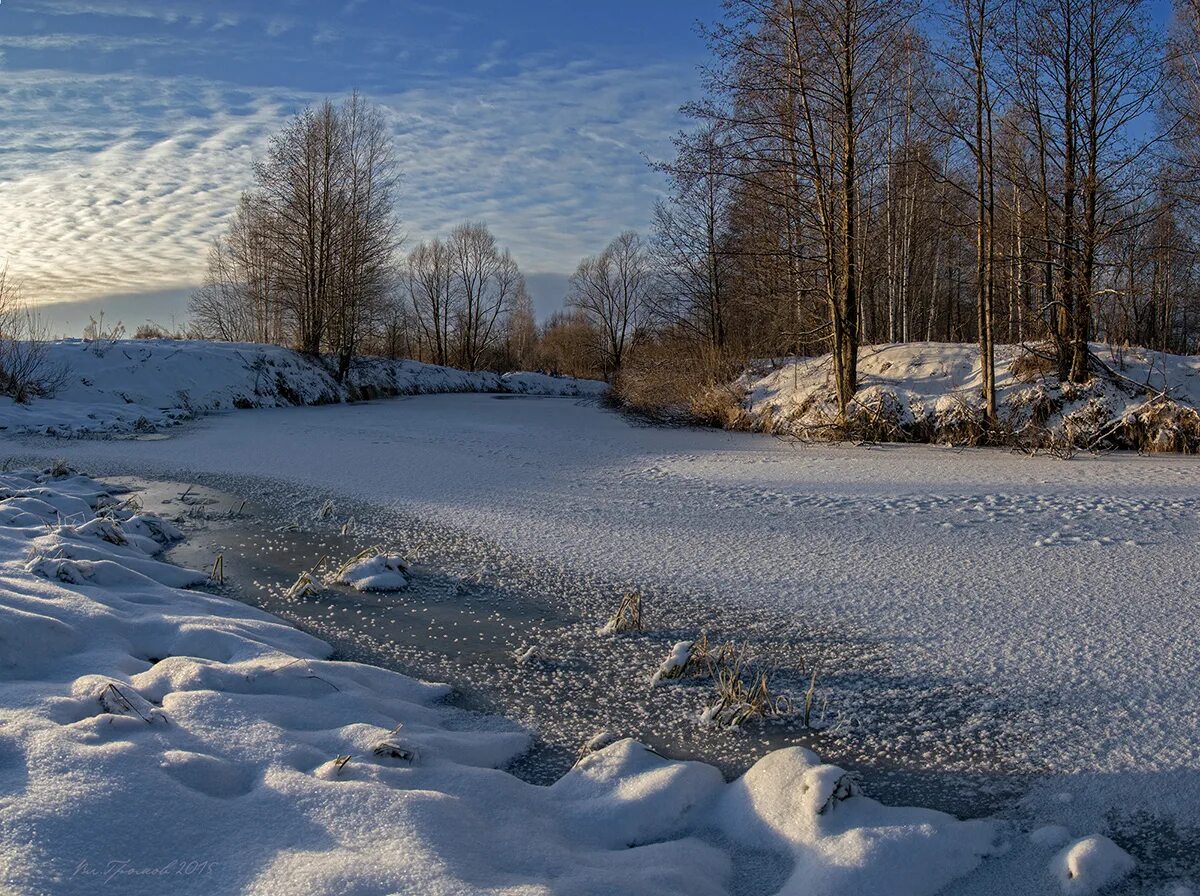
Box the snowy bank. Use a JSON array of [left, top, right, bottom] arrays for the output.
[[725, 342, 1200, 452], [0, 467, 1033, 895], [0, 338, 606, 437]]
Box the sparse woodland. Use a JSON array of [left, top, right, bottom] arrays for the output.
[[28, 0, 1197, 433], [631, 0, 1200, 424]]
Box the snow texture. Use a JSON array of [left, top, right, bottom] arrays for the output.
[[741, 341, 1200, 448], [4, 377, 1195, 893], [0, 468, 1006, 895], [0, 338, 606, 436]]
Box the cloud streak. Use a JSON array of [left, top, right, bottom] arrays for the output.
[[0, 2, 705, 313]]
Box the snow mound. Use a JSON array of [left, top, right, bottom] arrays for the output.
[[716, 747, 1000, 896], [737, 341, 1200, 451], [1050, 835, 1136, 894], [330, 552, 410, 592], [0, 338, 607, 437]]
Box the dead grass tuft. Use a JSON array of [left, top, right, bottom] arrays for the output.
[[597, 592, 643, 635], [700, 648, 794, 728]]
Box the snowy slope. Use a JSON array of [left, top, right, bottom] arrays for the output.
[[0, 467, 1013, 896], [739, 342, 1200, 450], [0, 338, 606, 436]]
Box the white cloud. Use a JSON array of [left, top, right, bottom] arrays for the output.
[[0, 56, 696, 311], [265, 17, 294, 39], [312, 24, 340, 46], [0, 74, 292, 303]]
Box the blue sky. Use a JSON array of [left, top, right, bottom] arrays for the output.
[[0, 0, 722, 332]]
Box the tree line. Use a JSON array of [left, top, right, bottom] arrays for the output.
[[188, 0, 1200, 411], [637, 0, 1200, 420], [186, 89, 662, 380]]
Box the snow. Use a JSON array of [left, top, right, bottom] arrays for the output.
[[0, 467, 1008, 896], [740, 341, 1200, 447], [1030, 826, 1074, 849], [716, 747, 999, 896], [4, 357, 1199, 892], [330, 552, 410, 592], [651, 639, 695, 686], [1050, 836, 1136, 895], [0, 338, 606, 436]]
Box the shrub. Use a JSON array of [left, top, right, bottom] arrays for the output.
[[610, 338, 745, 425], [0, 268, 67, 403], [1010, 344, 1058, 383]]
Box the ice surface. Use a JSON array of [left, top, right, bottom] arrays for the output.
[[5, 382, 1198, 892], [0, 469, 1010, 895]]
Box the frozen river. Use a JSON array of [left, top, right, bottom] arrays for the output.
[[12, 393, 1200, 889]]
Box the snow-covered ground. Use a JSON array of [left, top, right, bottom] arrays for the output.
[[739, 342, 1200, 450], [3, 392, 1198, 894], [0, 467, 1010, 896], [0, 338, 605, 436]]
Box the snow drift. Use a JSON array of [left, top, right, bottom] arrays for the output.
[[0, 338, 607, 437], [0, 466, 1032, 895], [720, 342, 1200, 452]]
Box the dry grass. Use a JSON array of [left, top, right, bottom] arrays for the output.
[[373, 725, 417, 763], [701, 650, 794, 728], [575, 730, 621, 764], [649, 633, 735, 685], [45, 459, 73, 479], [801, 668, 819, 728], [1010, 344, 1059, 383], [330, 545, 385, 582], [285, 571, 320, 599], [113, 494, 144, 515], [688, 385, 754, 429], [611, 341, 746, 426], [647, 633, 818, 730], [597, 592, 643, 635]]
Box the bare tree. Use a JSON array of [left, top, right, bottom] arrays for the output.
[[936, 0, 1004, 421], [503, 283, 539, 370], [253, 100, 343, 356], [697, 0, 915, 419], [1013, 0, 1159, 381], [406, 238, 458, 366], [190, 197, 281, 344], [192, 94, 402, 376], [652, 125, 733, 359], [450, 223, 522, 371], [328, 92, 404, 380], [538, 310, 604, 379], [568, 231, 652, 377]]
